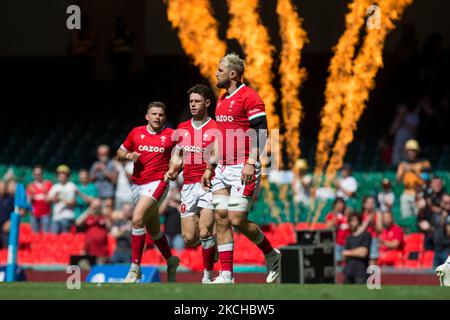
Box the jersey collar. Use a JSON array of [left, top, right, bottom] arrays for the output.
[[191, 117, 211, 130], [225, 83, 245, 99], [146, 125, 163, 135]]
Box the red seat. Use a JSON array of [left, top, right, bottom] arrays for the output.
[[378, 250, 403, 266], [422, 251, 434, 268]]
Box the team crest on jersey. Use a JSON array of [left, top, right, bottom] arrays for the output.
[[161, 136, 166, 144], [230, 100, 235, 108], [180, 203, 186, 214], [140, 134, 145, 139], [203, 133, 209, 140]]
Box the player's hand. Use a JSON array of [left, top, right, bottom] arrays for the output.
[[241, 163, 255, 186], [201, 168, 213, 191], [164, 169, 178, 183], [126, 152, 141, 162]]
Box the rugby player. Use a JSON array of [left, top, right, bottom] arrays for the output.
[[117, 101, 180, 283], [201, 53, 281, 284], [165, 84, 221, 283]]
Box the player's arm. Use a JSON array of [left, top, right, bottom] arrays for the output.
[[117, 146, 141, 162], [165, 147, 184, 182], [241, 115, 268, 185], [201, 139, 218, 190]]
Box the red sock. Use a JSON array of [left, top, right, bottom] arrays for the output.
[[201, 236, 216, 271], [218, 243, 234, 274], [131, 228, 146, 264], [256, 234, 274, 255], [153, 232, 173, 260]]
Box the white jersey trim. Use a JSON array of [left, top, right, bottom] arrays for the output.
[[191, 117, 212, 130], [146, 125, 163, 135], [248, 112, 266, 121], [120, 144, 130, 152], [225, 83, 246, 99]]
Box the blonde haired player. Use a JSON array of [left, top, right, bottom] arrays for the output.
[[165, 84, 219, 283], [117, 101, 180, 283], [201, 53, 281, 284]]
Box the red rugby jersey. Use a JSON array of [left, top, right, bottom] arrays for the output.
[[175, 118, 217, 184], [121, 126, 177, 185], [215, 84, 266, 165]]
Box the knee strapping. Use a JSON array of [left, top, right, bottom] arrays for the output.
[[228, 196, 251, 212], [212, 195, 229, 210]]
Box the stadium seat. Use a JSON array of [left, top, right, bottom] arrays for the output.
[[422, 251, 434, 269]]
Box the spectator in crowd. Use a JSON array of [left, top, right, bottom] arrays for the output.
[[26, 165, 53, 233], [390, 103, 420, 166], [291, 159, 312, 207], [343, 213, 371, 284], [76, 198, 111, 264], [75, 169, 98, 220], [360, 196, 383, 265], [90, 145, 118, 206], [0, 181, 14, 248], [418, 176, 445, 250], [432, 193, 450, 268], [159, 182, 184, 251], [396, 139, 431, 218], [334, 164, 358, 200], [379, 211, 405, 256], [114, 159, 133, 210], [48, 165, 77, 234], [377, 178, 395, 213], [378, 135, 393, 168], [110, 202, 133, 264], [325, 198, 350, 264]]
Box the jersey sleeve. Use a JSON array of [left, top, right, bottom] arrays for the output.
[[244, 91, 266, 121], [121, 129, 136, 152]]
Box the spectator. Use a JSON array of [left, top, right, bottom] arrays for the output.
[[377, 178, 395, 213], [291, 159, 312, 206], [396, 139, 431, 218], [75, 169, 98, 220], [26, 165, 53, 233], [110, 202, 133, 264], [48, 165, 77, 234], [418, 177, 445, 250], [114, 159, 133, 210], [360, 196, 383, 265], [76, 198, 111, 264], [379, 211, 405, 255], [343, 213, 371, 284], [432, 193, 450, 268], [325, 198, 350, 264], [334, 164, 358, 200], [90, 144, 118, 205], [0, 181, 14, 248], [390, 103, 420, 166], [159, 182, 184, 251]]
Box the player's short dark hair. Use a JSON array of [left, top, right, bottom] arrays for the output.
[[187, 84, 212, 101], [147, 101, 166, 112], [33, 164, 43, 170]]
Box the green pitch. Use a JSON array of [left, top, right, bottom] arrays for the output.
[[0, 283, 449, 300]]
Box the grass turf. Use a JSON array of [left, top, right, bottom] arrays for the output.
[[0, 283, 449, 300]]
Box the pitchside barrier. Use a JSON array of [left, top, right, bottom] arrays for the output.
[[86, 265, 160, 283]]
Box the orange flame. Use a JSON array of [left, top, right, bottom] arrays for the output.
[[277, 0, 308, 168], [226, 0, 279, 132], [325, 0, 413, 183], [314, 0, 372, 180], [166, 0, 226, 95]]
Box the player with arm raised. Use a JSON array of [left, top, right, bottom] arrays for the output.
[[117, 101, 180, 283], [165, 84, 219, 284], [201, 53, 281, 284]]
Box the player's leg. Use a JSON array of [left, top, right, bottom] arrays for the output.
[[125, 192, 156, 283], [435, 254, 450, 287], [144, 205, 180, 283], [181, 214, 200, 247], [211, 188, 234, 284], [198, 207, 215, 283], [228, 164, 281, 283]]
